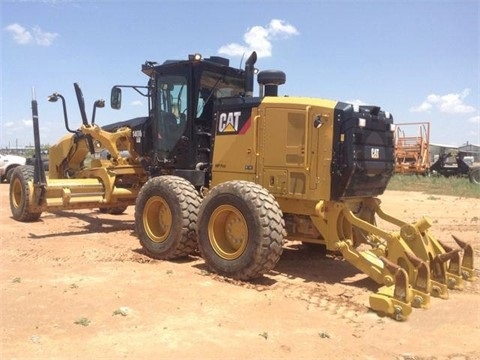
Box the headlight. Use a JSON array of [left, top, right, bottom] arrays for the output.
[[188, 53, 202, 61]]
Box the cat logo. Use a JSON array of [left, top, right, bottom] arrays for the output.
[[218, 111, 241, 133]]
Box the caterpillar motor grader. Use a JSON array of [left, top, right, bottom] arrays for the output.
[[10, 52, 475, 320]]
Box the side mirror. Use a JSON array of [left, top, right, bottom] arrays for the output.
[[111, 87, 122, 109], [91, 99, 105, 125]]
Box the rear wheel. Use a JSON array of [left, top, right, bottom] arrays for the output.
[[135, 176, 200, 259], [469, 167, 480, 185], [9, 165, 42, 222], [197, 181, 285, 280]]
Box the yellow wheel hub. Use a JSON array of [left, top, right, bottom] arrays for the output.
[[209, 205, 248, 260], [143, 196, 172, 243], [10, 178, 23, 210]]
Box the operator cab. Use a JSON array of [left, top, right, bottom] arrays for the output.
[[111, 53, 253, 186]]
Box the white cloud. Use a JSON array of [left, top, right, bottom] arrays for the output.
[[469, 115, 480, 124], [218, 19, 299, 58], [347, 99, 367, 106], [268, 19, 298, 37], [410, 101, 432, 112], [5, 119, 33, 129], [22, 119, 33, 126], [410, 89, 476, 114], [1, 119, 33, 142], [32, 26, 59, 46], [5, 23, 59, 46], [5, 23, 33, 44], [130, 100, 143, 107]]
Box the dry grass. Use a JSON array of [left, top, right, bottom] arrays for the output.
[[387, 174, 480, 198]]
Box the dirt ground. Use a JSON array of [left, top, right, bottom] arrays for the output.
[[0, 184, 479, 360]]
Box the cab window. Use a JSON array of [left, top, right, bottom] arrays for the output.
[[196, 71, 245, 118], [155, 75, 188, 152]]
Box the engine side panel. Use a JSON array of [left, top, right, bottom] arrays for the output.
[[210, 96, 395, 211], [211, 97, 337, 210], [256, 98, 337, 204]]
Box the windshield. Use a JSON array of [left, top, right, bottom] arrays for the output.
[[155, 75, 188, 154], [196, 71, 245, 117]]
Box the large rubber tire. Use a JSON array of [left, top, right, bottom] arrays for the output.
[[135, 175, 200, 259], [197, 181, 285, 280], [469, 167, 480, 185], [5, 166, 17, 183], [9, 165, 42, 222]]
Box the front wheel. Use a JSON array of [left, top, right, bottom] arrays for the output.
[[197, 181, 285, 280], [5, 166, 17, 183], [135, 176, 200, 259], [9, 165, 42, 222]]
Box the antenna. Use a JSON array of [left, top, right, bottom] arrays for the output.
[[239, 52, 245, 69]]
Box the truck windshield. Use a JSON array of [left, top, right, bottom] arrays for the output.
[[155, 75, 188, 154]]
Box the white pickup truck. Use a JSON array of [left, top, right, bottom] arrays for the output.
[[0, 154, 26, 183]]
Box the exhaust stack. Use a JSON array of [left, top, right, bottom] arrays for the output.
[[244, 52, 257, 97]]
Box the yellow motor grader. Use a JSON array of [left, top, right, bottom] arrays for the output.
[[10, 52, 475, 320]]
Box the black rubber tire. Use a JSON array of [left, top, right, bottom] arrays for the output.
[[135, 175, 200, 259], [197, 181, 285, 280], [468, 167, 480, 185], [5, 166, 17, 183], [9, 165, 42, 222], [99, 206, 128, 215]]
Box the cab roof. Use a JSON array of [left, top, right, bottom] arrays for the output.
[[141, 54, 243, 78]]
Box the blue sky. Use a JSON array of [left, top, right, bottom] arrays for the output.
[[1, 0, 479, 149]]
